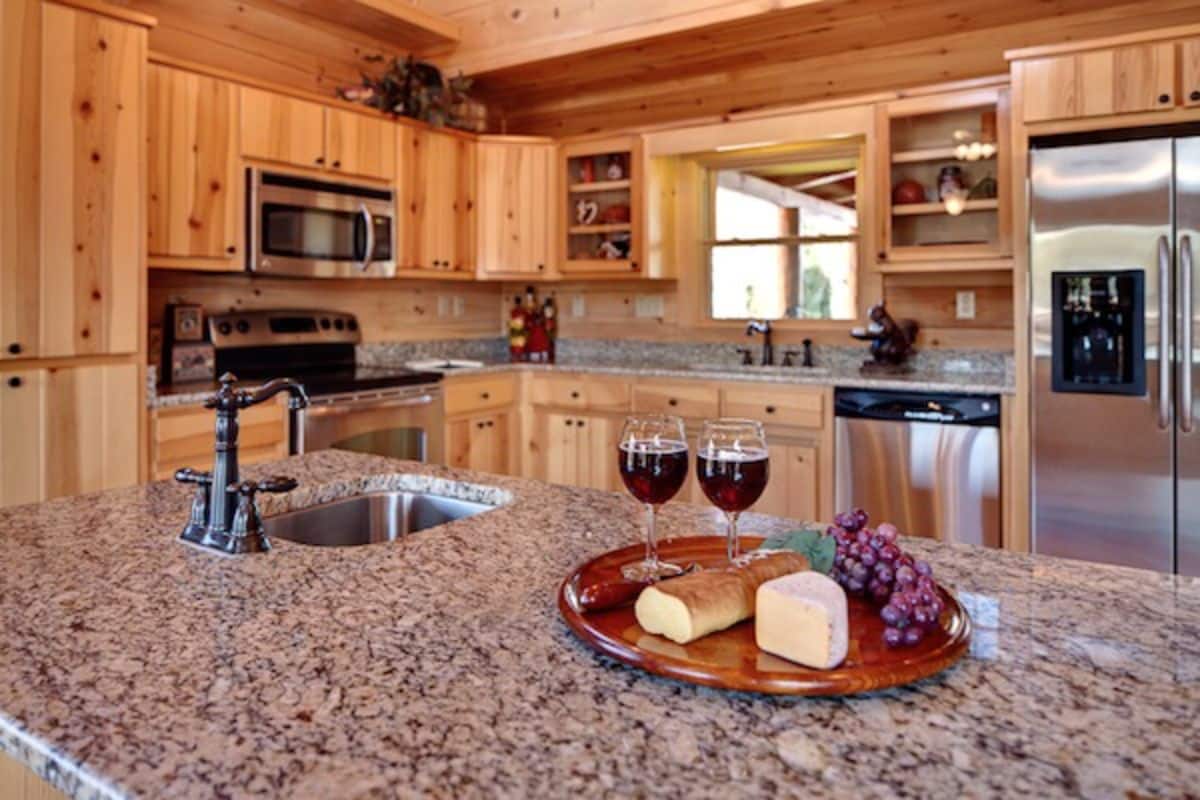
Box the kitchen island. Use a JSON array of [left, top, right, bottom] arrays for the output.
[[0, 451, 1195, 799]]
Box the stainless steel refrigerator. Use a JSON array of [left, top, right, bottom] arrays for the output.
[[1030, 134, 1199, 576]]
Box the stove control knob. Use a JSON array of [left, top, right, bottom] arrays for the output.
[[216, 321, 233, 336], [348, 319, 358, 332], [320, 317, 331, 330], [334, 319, 345, 331], [235, 320, 250, 334]]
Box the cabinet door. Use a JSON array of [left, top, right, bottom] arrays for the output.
[[152, 400, 285, 480], [240, 86, 325, 169], [0, 369, 46, 508], [785, 445, 820, 522], [41, 4, 143, 357], [1022, 43, 1176, 122], [1184, 39, 1200, 108], [43, 363, 140, 499], [543, 412, 580, 486], [752, 443, 793, 518], [578, 414, 620, 492], [1, 0, 42, 360], [147, 64, 240, 266], [325, 108, 395, 181], [476, 141, 554, 276]]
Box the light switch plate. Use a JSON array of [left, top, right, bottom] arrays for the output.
[[436, 295, 450, 318], [955, 290, 976, 320], [571, 295, 586, 318], [452, 296, 465, 318], [634, 294, 665, 318]]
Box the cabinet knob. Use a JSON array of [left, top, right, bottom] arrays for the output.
[[7, 376, 22, 388], [332, 160, 341, 168], [226, 245, 236, 254], [481, 392, 490, 400], [1158, 93, 1171, 104], [631, 261, 639, 271], [878, 251, 887, 261], [565, 419, 574, 427], [6, 342, 21, 355], [537, 264, 545, 271], [577, 419, 586, 428], [570, 390, 580, 399], [765, 405, 776, 414], [315, 157, 325, 165], [477, 421, 486, 429], [1191, 90, 1200, 102], [486, 420, 494, 428], [668, 398, 678, 406]]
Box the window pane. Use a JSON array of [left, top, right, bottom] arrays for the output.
[[710, 242, 856, 320]]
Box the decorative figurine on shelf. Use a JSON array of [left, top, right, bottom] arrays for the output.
[[597, 233, 632, 260], [606, 154, 626, 181], [575, 199, 600, 225], [508, 295, 528, 362], [598, 203, 630, 224], [937, 166, 967, 201], [579, 158, 595, 184], [892, 179, 926, 205], [850, 301, 919, 372], [969, 174, 998, 200]]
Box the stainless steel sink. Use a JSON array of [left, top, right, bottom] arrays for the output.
[[264, 491, 494, 547]]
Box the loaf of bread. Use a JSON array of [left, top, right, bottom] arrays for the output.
[[634, 552, 810, 644]]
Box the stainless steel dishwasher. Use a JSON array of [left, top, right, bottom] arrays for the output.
[[834, 388, 1001, 547]]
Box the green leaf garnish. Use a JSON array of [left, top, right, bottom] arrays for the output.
[[758, 526, 836, 575]]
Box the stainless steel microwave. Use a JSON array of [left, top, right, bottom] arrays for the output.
[[247, 168, 396, 278]]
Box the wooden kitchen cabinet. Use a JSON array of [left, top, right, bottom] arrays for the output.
[[540, 411, 621, 492], [39, 2, 144, 358], [325, 107, 396, 181], [150, 399, 288, 481], [754, 442, 821, 522], [147, 63, 241, 269], [1020, 42, 1176, 123], [447, 412, 512, 475], [560, 135, 645, 277], [476, 138, 556, 278], [0, 363, 140, 509], [240, 85, 326, 169], [398, 126, 476, 274], [1183, 39, 1200, 108]]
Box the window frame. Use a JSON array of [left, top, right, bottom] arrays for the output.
[[697, 140, 867, 325]]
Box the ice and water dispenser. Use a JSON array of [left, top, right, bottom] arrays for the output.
[[1050, 270, 1145, 395]]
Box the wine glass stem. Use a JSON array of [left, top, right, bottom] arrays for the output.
[[726, 511, 741, 562], [645, 503, 659, 567]]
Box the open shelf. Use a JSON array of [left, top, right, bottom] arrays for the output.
[[568, 179, 631, 193], [568, 223, 632, 235], [892, 199, 999, 216], [892, 147, 997, 164]]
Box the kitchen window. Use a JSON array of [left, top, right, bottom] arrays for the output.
[[705, 144, 861, 321]]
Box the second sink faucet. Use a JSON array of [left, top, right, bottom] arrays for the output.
[[746, 319, 773, 366]]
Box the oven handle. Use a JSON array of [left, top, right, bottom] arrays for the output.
[[359, 203, 374, 272], [305, 392, 436, 417]]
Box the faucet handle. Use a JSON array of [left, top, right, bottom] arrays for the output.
[[736, 347, 753, 366], [254, 476, 298, 494], [225, 476, 296, 555], [174, 467, 212, 486]]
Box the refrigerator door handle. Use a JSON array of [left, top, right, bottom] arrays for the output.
[[1159, 235, 1172, 430], [1183, 234, 1195, 434]]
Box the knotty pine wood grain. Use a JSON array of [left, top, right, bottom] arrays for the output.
[[40, 2, 145, 358], [148, 271, 504, 345]]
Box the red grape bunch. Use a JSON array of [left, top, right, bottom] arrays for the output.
[[828, 508, 944, 648]]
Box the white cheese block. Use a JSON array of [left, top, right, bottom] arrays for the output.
[[755, 572, 849, 670]]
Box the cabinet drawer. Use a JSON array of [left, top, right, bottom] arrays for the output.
[[444, 374, 516, 416], [152, 400, 286, 480], [632, 382, 719, 419], [530, 374, 631, 411], [721, 386, 824, 429]]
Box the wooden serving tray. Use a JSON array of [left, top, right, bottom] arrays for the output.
[[558, 536, 971, 695]]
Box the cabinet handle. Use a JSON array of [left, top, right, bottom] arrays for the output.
[[565, 419, 574, 427], [765, 405, 776, 414], [668, 398, 678, 407], [486, 420, 494, 428], [1191, 90, 1200, 102], [476, 421, 486, 430], [1158, 93, 1171, 104], [537, 264, 545, 271], [577, 419, 586, 428], [7, 376, 21, 388], [570, 390, 580, 399], [332, 160, 342, 168], [630, 262, 639, 271], [6, 342, 21, 355], [878, 251, 887, 261], [226, 245, 236, 254], [481, 391, 490, 400], [315, 157, 325, 165]]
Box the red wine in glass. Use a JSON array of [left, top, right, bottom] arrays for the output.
[[697, 448, 770, 512], [618, 441, 689, 506]]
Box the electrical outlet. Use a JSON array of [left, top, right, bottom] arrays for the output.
[[634, 294, 665, 318], [436, 295, 450, 318], [955, 290, 976, 320], [452, 296, 465, 318], [571, 295, 586, 318]]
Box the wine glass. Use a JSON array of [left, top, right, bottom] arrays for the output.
[[617, 415, 689, 581], [697, 419, 770, 564]]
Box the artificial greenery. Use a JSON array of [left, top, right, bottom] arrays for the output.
[[758, 527, 837, 575], [338, 55, 478, 130]]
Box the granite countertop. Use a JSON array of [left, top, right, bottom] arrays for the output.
[[148, 359, 1014, 409], [0, 450, 1196, 799]]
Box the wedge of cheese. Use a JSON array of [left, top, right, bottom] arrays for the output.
[[755, 572, 849, 670]]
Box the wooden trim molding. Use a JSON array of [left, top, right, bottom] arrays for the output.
[[1005, 21, 1200, 60], [46, 0, 156, 28]]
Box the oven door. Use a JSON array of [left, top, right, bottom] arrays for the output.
[[249, 168, 396, 278], [302, 385, 443, 464]]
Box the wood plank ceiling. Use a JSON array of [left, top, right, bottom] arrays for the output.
[[441, 0, 1200, 136]]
